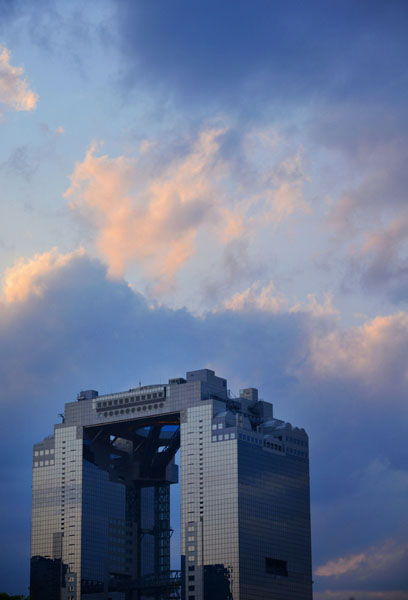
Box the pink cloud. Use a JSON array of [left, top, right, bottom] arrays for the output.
[[222, 280, 289, 313], [2, 248, 84, 303], [308, 311, 408, 391], [0, 46, 38, 114], [316, 539, 408, 580], [220, 281, 338, 318], [316, 552, 366, 577], [65, 127, 310, 293]]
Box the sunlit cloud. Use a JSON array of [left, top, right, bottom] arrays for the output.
[[308, 311, 408, 392], [0, 46, 38, 114], [291, 292, 339, 318], [65, 126, 310, 293], [222, 280, 289, 313], [316, 552, 366, 576], [316, 539, 408, 580], [220, 281, 338, 318], [2, 248, 84, 303]]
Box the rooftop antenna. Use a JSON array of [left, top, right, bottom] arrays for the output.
[[58, 413, 65, 423]]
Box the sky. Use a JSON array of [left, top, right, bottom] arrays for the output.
[[0, 0, 407, 597]]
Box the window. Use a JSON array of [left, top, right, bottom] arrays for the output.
[[218, 423, 222, 429], [189, 586, 195, 591], [212, 424, 217, 430], [265, 557, 288, 577], [188, 565, 195, 571], [188, 575, 194, 581]]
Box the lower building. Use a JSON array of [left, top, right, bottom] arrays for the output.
[[31, 369, 312, 599]]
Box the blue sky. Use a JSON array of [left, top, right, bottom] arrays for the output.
[[0, 1, 408, 597]]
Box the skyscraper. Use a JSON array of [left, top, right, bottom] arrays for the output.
[[31, 368, 312, 600]]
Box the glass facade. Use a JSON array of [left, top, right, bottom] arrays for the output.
[[31, 369, 312, 600]]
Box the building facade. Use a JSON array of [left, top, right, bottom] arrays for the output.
[[31, 369, 312, 600]]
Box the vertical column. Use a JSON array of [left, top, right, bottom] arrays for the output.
[[180, 403, 213, 600], [56, 426, 83, 600], [154, 484, 171, 576]]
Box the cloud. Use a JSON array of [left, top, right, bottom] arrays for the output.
[[1, 251, 407, 594], [318, 123, 408, 303], [292, 293, 339, 318], [220, 281, 338, 318], [315, 539, 408, 594], [113, 1, 408, 113], [316, 552, 366, 577], [352, 212, 408, 303], [0, 45, 38, 114], [307, 311, 408, 395], [2, 248, 84, 302], [222, 280, 289, 313], [65, 127, 309, 293]]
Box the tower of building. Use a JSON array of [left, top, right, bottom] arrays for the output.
[[31, 369, 312, 600]]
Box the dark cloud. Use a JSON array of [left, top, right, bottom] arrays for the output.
[[114, 0, 408, 113], [0, 254, 408, 595], [111, 0, 408, 311]]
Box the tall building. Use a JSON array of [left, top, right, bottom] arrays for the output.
[[31, 369, 312, 600]]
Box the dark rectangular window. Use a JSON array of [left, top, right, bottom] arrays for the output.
[[188, 566, 195, 572], [265, 557, 288, 577], [188, 575, 194, 581], [188, 585, 195, 591]]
